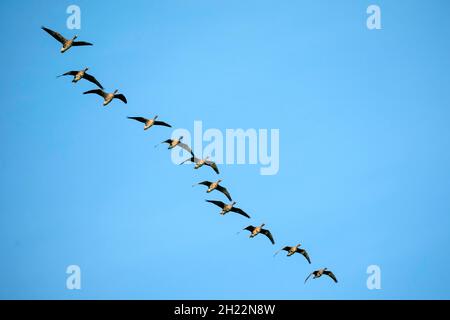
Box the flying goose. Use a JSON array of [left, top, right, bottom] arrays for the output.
[[205, 200, 250, 218], [194, 179, 232, 201], [304, 268, 338, 284], [156, 136, 193, 155], [83, 89, 127, 106], [274, 244, 311, 264], [58, 68, 103, 89], [242, 224, 275, 245], [42, 26, 93, 53], [128, 116, 172, 130], [179, 156, 219, 174]]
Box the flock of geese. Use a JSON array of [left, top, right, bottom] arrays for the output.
[[42, 25, 338, 286]]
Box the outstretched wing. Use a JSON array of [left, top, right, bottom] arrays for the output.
[[179, 157, 197, 165], [324, 271, 338, 283], [230, 207, 250, 218], [153, 121, 172, 128], [154, 139, 172, 148], [205, 161, 219, 174], [304, 272, 314, 284], [114, 94, 127, 104], [177, 142, 193, 156], [58, 71, 78, 77], [260, 228, 275, 244], [205, 200, 226, 209], [196, 181, 212, 188], [83, 89, 106, 98], [128, 117, 149, 124], [72, 41, 93, 46], [298, 249, 311, 264], [83, 73, 104, 89], [274, 246, 291, 257], [216, 185, 232, 201], [42, 26, 66, 44], [244, 225, 255, 232]]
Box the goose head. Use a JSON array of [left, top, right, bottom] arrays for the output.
[[154, 115, 159, 120], [296, 243, 301, 248], [260, 223, 265, 228], [84, 67, 89, 72], [113, 89, 119, 94], [72, 35, 78, 40]]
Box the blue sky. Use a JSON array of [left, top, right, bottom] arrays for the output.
[[1, 0, 450, 299]]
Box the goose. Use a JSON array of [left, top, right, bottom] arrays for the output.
[[128, 116, 171, 130], [274, 244, 311, 264], [83, 89, 127, 106], [42, 26, 92, 53], [205, 200, 250, 218], [305, 268, 338, 284], [157, 136, 193, 155], [194, 180, 232, 201], [58, 68, 103, 89], [179, 156, 219, 174], [242, 224, 275, 244]]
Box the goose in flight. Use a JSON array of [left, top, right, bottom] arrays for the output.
[[242, 224, 275, 245], [58, 68, 103, 89], [179, 156, 219, 174], [305, 268, 338, 284], [128, 116, 171, 130], [42, 26, 93, 53], [274, 244, 311, 264], [194, 180, 232, 201], [205, 200, 250, 218], [157, 136, 193, 155], [83, 89, 127, 106]]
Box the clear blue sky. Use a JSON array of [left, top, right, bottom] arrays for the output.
[[1, 0, 449, 299]]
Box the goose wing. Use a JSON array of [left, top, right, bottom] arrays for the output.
[[179, 156, 199, 165], [58, 71, 78, 77], [153, 121, 172, 128], [205, 160, 219, 174], [42, 26, 67, 44], [260, 228, 275, 244], [298, 249, 311, 264], [154, 139, 173, 148], [205, 200, 226, 209], [230, 207, 250, 218], [274, 246, 291, 257], [197, 181, 212, 188], [215, 185, 232, 201], [114, 94, 127, 104], [244, 225, 255, 232], [177, 142, 193, 156], [72, 41, 93, 46], [128, 117, 149, 124], [161, 139, 173, 145], [304, 272, 314, 284], [83, 89, 106, 98], [324, 270, 338, 283], [83, 73, 104, 89]]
